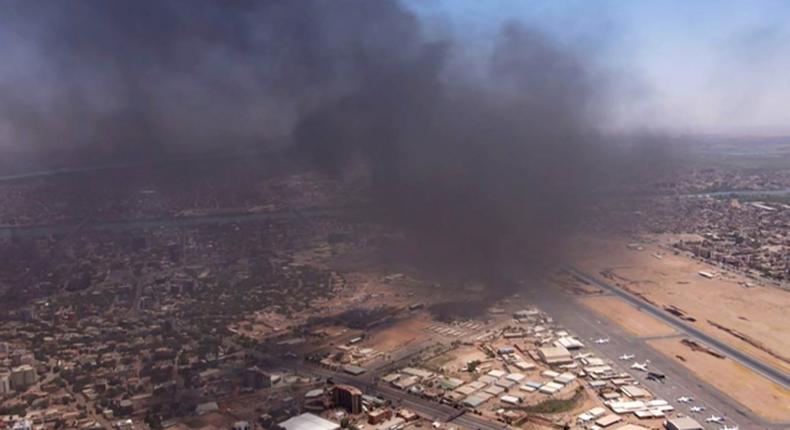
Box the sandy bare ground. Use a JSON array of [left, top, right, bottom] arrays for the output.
[[570, 235, 790, 374], [424, 344, 490, 376], [363, 312, 434, 353], [580, 296, 677, 338], [648, 338, 790, 422]]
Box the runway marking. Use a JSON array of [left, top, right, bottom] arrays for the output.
[[641, 333, 684, 341]]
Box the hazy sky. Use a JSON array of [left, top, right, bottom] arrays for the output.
[[0, 0, 787, 170], [409, 0, 790, 136]]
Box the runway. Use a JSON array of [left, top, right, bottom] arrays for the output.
[[566, 267, 790, 389], [525, 276, 789, 430]]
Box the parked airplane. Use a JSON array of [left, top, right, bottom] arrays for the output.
[[618, 354, 634, 360], [705, 416, 724, 423], [630, 362, 648, 372], [676, 396, 693, 403], [689, 406, 705, 413], [719, 425, 738, 430], [593, 337, 610, 344]]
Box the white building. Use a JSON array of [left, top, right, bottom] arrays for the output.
[[555, 336, 584, 350], [232, 421, 251, 430], [279, 413, 340, 430], [538, 346, 572, 365], [500, 394, 523, 405], [0, 371, 11, 394], [12, 420, 33, 430]]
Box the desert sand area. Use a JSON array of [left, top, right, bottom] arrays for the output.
[[570, 235, 790, 374], [361, 312, 435, 352], [648, 337, 790, 422], [580, 295, 677, 338]]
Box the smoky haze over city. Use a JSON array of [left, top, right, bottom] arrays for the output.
[[0, 0, 659, 280], [0, 2, 788, 430]]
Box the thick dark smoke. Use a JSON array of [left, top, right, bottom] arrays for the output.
[[0, 0, 425, 167], [292, 22, 613, 279], [0, 0, 654, 281]]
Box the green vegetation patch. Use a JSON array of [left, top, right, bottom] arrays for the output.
[[516, 387, 585, 414]]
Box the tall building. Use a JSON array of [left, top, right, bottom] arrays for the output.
[[0, 370, 11, 394], [243, 366, 273, 389], [10, 364, 37, 390], [332, 384, 362, 414], [232, 421, 251, 430]]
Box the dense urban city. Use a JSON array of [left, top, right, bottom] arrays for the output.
[[1, 1, 789, 430], [2, 157, 789, 430]]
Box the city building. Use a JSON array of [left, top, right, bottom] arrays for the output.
[[595, 414, 622, 428], [12, 420, 32, 430], [396, 409, 418, 422], [341, 364, 366, 376], [555, 336, 585, 350], [368, 408, 391, 425], [113, 419, 135, 430], [333, 384, 362, 414], [194, 401, 219, 416], [537, 345, 572, 365], [0, 371, 11, 394], [243, 366, 274, 389], [664, 417, 704, 430], [278, 413, 340, 430], [9, 365, 36, 390]]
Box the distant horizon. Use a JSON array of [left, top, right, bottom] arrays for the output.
[[0, 130, 788, 180], [1, 0, 789, 166], [409, 0, 790, 136]]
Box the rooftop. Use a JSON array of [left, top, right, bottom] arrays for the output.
[[279, 413, 340, 430], [665, 417, 704, 430]]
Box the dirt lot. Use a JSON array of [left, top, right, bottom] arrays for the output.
[[648, 338, 790, 422], [580, 295, 677, 338], [362, 312, 435, 353], [423, 344, 489, 375], [570, 234, 790, 374]]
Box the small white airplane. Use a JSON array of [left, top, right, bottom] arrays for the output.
[[593, 337, 610, 344], [676, 396, 693, 403], [630, 362, 648, 372], [689, 406, 705, 413], [619, 354, 635, 360], [705, 416, 725, 423], [719, 425, 738, 430]]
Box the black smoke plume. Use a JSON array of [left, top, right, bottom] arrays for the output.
[[0, 0, 656, 280], [290, 21, 617, 280]]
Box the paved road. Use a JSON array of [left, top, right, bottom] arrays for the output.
[[269, 313, 515, 430], [566, 267, 790, 389], [292, 363, 507, 430]]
